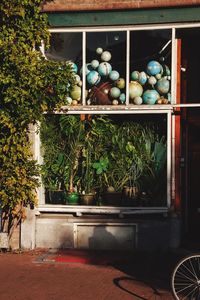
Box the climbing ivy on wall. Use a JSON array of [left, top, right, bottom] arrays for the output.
[[0, 0, 74, 234]]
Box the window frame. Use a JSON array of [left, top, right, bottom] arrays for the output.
[[36, 22, 200, 214]]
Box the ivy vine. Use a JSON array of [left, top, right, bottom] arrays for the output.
[[0, 0, 74, 235]]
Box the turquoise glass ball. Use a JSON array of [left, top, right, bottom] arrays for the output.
[[109, 70, 120, 81], [101, 51, 112, 62], [131, 71, 139, 81], [80, 63, 93, 76], [129, 81, 143, 100], [138, 71, 147, 85], [87, 70, 101, 85], [110, 87, 121, 98], [156, 78, 170, 94], [163, 64, 171, 76], [98, 62, 112, 76], [119, 93, 126, 103], [69, 62, 78, 74], [146, 61, 161, 76], [143, 89, 160, 104], [91, 60, 99, 69]]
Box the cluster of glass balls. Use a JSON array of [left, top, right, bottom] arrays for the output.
[[65, 53, 171, 106], [65, 47, 126, 106], [129, 59, 171, 105], [85, 47, 126, 105]]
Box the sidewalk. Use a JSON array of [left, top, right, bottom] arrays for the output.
[[0, 249, 183, 300]]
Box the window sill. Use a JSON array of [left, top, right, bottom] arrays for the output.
[[55, 104, 173, 114], [37, 204, 168, 216]]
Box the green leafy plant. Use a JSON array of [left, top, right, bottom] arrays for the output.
[[93, 156, 109, 175], [0, 0, 75, 238]]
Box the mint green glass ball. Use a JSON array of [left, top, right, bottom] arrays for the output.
[[109, 70, 120, 81], [131, 71, 139, 81], [110, 87, 121, 98]]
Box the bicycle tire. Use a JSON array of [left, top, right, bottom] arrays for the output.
[[171, 254, 200, 299]]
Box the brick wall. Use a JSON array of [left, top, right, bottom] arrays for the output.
[[42, 0, 200, 12]]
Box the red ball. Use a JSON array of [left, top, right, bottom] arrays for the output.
[[90, 82, 112, 105]]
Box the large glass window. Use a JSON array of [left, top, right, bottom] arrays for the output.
[[40, 113, 168, 207], [39, 25, 177, 209], [44, 29, 172, 107]]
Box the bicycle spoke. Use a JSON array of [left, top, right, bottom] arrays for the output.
[[172, 255, 200, 300]]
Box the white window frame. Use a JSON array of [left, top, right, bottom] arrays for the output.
[[37, 22, 200, 215]]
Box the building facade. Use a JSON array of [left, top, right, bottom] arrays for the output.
[[21, 0, 200, 250]]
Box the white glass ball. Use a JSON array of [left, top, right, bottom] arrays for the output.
[[101, 51, 112, 62]]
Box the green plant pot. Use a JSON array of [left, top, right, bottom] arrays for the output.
[[66, 192, 80, 205]]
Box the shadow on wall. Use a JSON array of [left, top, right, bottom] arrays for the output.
[[89, 226, 120, 250]]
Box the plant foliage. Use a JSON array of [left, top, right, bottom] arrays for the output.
[[0, 0, 74, 233]]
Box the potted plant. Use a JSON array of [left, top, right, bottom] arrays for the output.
[[59, 115, 86, 205], [80, 138, 96, 205], [40, 116, 68, 204]]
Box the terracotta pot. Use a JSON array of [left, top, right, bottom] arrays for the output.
[[81, 193, 95, 205]]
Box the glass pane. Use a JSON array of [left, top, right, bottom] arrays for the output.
[[45, 32, 83, 106], [176, 28, 200, 106], [40, 114, 167, 207], [85, 31, 126, 105], [130, 30, 172, 105]]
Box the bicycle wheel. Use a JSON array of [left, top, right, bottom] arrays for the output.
[[171, 254, 200, 299]]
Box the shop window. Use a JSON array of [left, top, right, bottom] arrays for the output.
[[40, 113, 168, 207], [39, 26, 174, 209], [44, 29, 172, 107]]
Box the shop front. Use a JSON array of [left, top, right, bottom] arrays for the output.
[[21, 2, 200, 250]]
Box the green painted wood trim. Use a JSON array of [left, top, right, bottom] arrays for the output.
[[47, 7, 200, 27]]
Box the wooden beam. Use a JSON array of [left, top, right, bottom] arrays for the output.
[[46, 7, 200, 27]]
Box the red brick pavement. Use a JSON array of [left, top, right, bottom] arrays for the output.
[[0, 249, 176, 300]]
